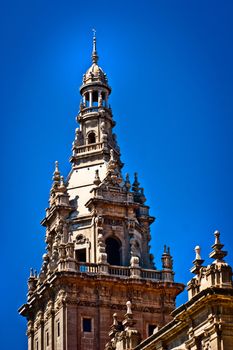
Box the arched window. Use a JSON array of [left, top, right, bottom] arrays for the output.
[[88, 132, 96, 144], [105, 237, 121, 266]]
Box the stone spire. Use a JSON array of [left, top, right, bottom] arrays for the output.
[[92, 29, 99, 64], [52, 161, 60, 187], [132, 172, 140, 193], [49, 162, 71, 208], [125, 173, 131, 191], [50, 161, 61, 204], [132, 173, 146, 204], [27, 268, 38, 299], [161, 245, 173, 270]]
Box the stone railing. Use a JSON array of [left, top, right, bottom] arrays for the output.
[[109, 265, 131, 277], [79, 106, 112, 116], [69, 262, 174, 282], [77, 262, 98, 273], [141, 269, 162, 280], [76, 142, 103, 154]]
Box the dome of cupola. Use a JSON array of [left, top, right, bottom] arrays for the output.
[[83, 63, 108, 85]]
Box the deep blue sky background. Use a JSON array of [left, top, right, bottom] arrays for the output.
[[1, 1, 233, 349]]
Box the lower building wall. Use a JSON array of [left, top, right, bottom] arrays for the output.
[[66, 304, 78, 350], [222, 330, 233, 350]]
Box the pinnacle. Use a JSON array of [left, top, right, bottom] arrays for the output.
[[125, 173, 131, 191], [161, 245, 173, 270], [93, 169, 101, 186], [209, 230, 227, 262], [132, 172, 140, 192], [190, 245, 204, 274], [59, 176, 66, 192], [52, 161, 61, 184]]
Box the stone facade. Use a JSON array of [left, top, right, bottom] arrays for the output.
[[19, 34, 184, 350], [107, 231, 233, 350]]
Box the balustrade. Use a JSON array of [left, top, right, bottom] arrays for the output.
[[77, 262, 98, 273], [80, 106, 111, 116], [141, 269, 162, 281], [72, 262, 170, 282], [109, 265, 130, 277], [76, 142, 103, 154]]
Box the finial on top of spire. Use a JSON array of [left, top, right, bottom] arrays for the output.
[[92, 28, 98, 64]]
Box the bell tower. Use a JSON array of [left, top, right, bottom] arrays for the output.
[[19, 34, 184, 350]]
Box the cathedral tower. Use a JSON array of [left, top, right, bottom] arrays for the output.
[[19, 34, 184, 350]]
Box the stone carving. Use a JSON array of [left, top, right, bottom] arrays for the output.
[[94, 169, 101, 186], [98, 93, 103, 106], [130, 238, 141, 258], [76, 234, 89, 245], [74, 127, 83, 146], [95, 215, 104, 226], [101, 121, 108, 142]]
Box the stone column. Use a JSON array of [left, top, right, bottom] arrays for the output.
[[98, 90, 102, 106], [89, 91, 93, 107]]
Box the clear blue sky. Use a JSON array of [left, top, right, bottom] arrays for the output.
[[1, 1, 233, 349]]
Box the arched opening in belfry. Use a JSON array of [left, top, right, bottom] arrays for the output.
[[105, 237, 122, 266], [101, 92, 106, 106], [88, 132, 96, 144], [92, 91, 98, 107], [85, 92, 89, 107]]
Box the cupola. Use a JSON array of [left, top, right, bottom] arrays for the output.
[[80, 31, 111, 110]]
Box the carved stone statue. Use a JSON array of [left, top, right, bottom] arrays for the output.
[[74, 128, 83, 146]]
